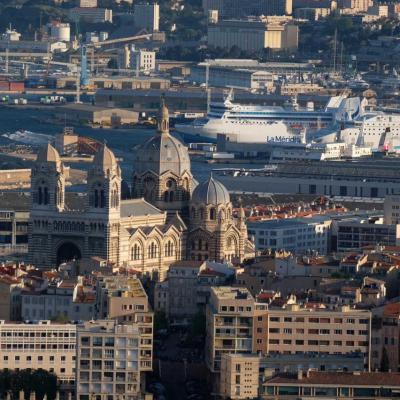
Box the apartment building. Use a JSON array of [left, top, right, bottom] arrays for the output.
[[384, 194, 400, 224], [76, 320, 151, 400], [219, 353, 365, 399], [208, 18, 298, 53], [94, 276, 153, 373], [220, 353, 260, 399], [247, 216, 331, 255], [0, 320, 76, 384], [206, 287, 257, 372], [206, 286, 372, 377], [21, 279, 95, 321], [336, 216, 400, 252], [253, 303, 372, 369], [262, 371, 400, 399]]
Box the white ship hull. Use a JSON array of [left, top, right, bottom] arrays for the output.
[[175, 118, 299, 143]]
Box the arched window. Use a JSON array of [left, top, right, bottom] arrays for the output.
[[191, 240, 195, 250], [198, 239, 202, 251], [200, 208, 205, 220], [94, 190, 99, 208], [38, 187, 43, 205], [210, 208, 216, 220], [163, 191, 169, 202], [191, 207, 196, 219], [131, 244, 141, 260], [169, 191, 174, 202], [148, 242, 158, 259], [100, 190, 105, 208], [164, 241, 174, 257], [44, 187, 49, 205]]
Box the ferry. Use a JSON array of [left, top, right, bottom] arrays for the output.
[[174, 92, 362, 143]]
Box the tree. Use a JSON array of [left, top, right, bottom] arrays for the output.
[[380, 347, 390, 372]]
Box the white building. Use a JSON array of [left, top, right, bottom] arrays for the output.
[[190, 64, 274, 90], [130, 46, 156, 72], [134, 3, 160, 32], [70, 8, 112, 23], [2, 29, 21, 41], [50, 22, 71, 42], [0, 320, 76, 384], [247, 216, 332, 255], [76, 320, 152, 400], [79, 0, 98, 6]]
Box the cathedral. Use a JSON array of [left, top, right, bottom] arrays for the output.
[[28, 100, 254, 280]]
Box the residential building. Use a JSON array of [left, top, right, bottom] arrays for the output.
[[21, 279, 95, 321], [340, 0, 373, 11], [203, 0, 292, 18], [247, 216, 331, 255], [336, 216, 400, 252], [220, 354, 260, 400], [208, 18, 298, 53], [0, 208, 29, 255], [154, 260, 233, 320], [134, 3, 160, 32], [371, 302, 400, 372], [294, 7, 331, 20], [79, 0, 98, 6], [0, 320, 76, 385], [261, 371, 400, 399], [219, 353, 365, 399], [0, 275, 23, 321], [76, 319, 152, 400], [253, 303, 372, 369], [384, 194, 400, 224], [367, 4, 389, 17], [206, 287, 256, 372]]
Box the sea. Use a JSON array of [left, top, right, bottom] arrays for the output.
[[0, 105, 249, 185]]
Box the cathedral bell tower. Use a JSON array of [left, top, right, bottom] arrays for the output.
[[31, 143, 65, 212]]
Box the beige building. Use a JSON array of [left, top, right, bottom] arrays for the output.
[[206, 286, 372, 376], [340, 0, 373, 12], [294, 7, 331, 20], [0, 320, 76, 385], [76, 320, 152, 400], [253, 303, 372, 370], [57, 104, 139, 126], [208, 18, 298, 52], [206, 287, 256, 372], [220, 354, 260, 400]]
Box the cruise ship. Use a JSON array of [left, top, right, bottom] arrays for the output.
[[174, 93, 362, 143], [318, 113, 400, 151]]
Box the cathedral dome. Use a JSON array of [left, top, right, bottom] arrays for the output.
[[93, 144, 117, 169], [192, 175, 230, 205], [134, 133, 191, 176], [37, 143, 61, 164]]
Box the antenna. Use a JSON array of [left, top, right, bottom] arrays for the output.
[[333, 28, 337, 75]]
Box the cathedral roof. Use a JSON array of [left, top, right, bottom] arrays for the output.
[[36, 143, 61, 164], [192, 175, 230, 205], [134, 133, 191, 177], [120, 198, 164, 218]]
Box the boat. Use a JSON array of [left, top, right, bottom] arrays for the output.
[[174, 91, 362, 144], [347, 74, 370, 90]]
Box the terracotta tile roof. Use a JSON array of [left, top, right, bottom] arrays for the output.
[[384, 302, 400, 317], [267, 371, 400, 386]]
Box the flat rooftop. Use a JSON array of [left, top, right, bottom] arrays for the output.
[[212, 286, 253, 301]]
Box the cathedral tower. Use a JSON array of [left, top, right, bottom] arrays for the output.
[[31, 143, 65, 212], [132, 99, 193, 216]]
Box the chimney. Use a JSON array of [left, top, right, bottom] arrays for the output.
[[297, 370, 303, 380], [306, 369, 311, 378]]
